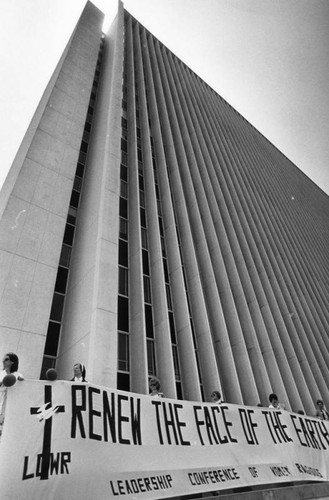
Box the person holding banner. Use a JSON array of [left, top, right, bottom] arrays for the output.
[[315, 399, 329, 420], [268, 393, 285, 410], [0, 352, 24, 386], [0, 352, 24, 439], [70, 363, 87, 382], [149, 376, 164, 398], [210, 390, 223, 404]]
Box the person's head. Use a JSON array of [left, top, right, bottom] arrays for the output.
[[73, 363, 86, 379], [269, 393, 279, 407], [149, 377, 161, 394], [3, 352, 19, 373], [316, 399, 324, 409], [210, 391, 221, 402]]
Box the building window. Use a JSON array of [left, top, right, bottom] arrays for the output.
[[119, 197, 128, 219], [176, 382, 183, 400], [145, 304, 154, 338], [78, 151, 87, 165], [63, 224, 75, 246], [166, 284, 172, 310], [68, 206, 78, 223], [143, 276, 151, 304], [155, 184, 160, 199], [120, 180, 128, 198], [118, 332, 130, 371], [140, 207, 146, 228], [118, 266, 128, 296], [158, 217, 164, 236], [49, 293, 65, 323], [59, 245, 71, 268], [70, 190, 80, 209], [172, 345, 180, 379], [76, 163, 85, 178], [74, 175, 83, 191], [117, 296, 129, 332], [139, 190, 145, 208], [137, 148, 143, 162], [169, 312, 176, 343], [44, 322, 61, 356], [54, 267, 69, 294], [119, 239, 128, 267], [147, 339, 156, 375], [80, 140, 88, 153], [139, 175, 144, 191], [121, 151, 127, 165], [117, 372, 130, 392], [84, 122, 92, 133], [120, 164, 128, 181], [142, 250, 149, 275], [119, 218, 128, 241], [163, 258, 169, 283], [141, 228, 148, 249]]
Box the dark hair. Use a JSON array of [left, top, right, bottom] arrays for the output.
[[316, 399, 323, 405], [269, 393, 278, 403], [211, 391, 221, 400], [149, 377, 161, 392], [6, 352, 19, 373], [74, 363, 87, 381]]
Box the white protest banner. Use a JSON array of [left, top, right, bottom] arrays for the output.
[[0, 380, 328, 499]]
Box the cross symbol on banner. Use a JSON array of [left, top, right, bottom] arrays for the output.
[[30, 385, 65, 480]]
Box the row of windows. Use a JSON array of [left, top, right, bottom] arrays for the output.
[[133, 76, 156, 378], [139, 23, 205, 398], [117, 52, 185, 395], [117, 67, 131, 392], [150, 125, 181, 385], [142, 41, 181, 383]]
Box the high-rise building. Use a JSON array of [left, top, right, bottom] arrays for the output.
[[0, 1, 328, 416]]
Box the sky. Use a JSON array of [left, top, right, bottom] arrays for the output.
[[1, 0, 328, 195]]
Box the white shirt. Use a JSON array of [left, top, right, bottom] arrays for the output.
[[0, 370, 23, 386]]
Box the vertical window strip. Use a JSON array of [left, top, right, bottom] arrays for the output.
[[134, 63, 156, 377], [117, 41, 130, 392]]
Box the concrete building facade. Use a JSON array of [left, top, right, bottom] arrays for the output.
[[1, 1, 329, 415]]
